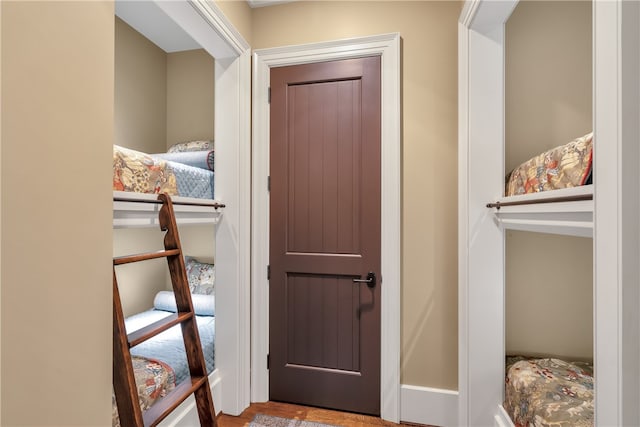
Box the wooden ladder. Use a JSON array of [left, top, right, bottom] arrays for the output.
[[113, 193, 217, 427]]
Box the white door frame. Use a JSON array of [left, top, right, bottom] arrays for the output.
[[251, 33, 402, 422]]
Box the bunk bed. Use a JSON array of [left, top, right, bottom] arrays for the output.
[[112, 257, 217, 426], [459, 1, 640, 427], [504, 132, 593, 197], [112, 0, 252, 423], [113, 144, 224, 228], [114, 144, 215, 200], [485, 133, 594, 239], [111, 143, 223, 425], [113, 195, 218, 426], [487, 134, 595, 427]]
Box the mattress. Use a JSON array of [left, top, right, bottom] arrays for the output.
[[505, 132, 593, 196], [113, 145, 214, 200], [125, 308, 216, 384], [504, 356, 594, 427]]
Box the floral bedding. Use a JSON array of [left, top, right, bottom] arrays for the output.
[[505, 132, 593, 196], [112, 355, 176, 427], [504, 356, 593, 427], [113, 145, 179, 195], [113, 145, 215, 199]]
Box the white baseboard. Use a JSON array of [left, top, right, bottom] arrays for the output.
[[494, 404, 514, 427], [159, 369, 222, 427], [400, 384, 458, 427]]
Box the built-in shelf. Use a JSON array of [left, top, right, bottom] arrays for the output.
[[113, 191, 224, 228], [487, 185, 593, 237]]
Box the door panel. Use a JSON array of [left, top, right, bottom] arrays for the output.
[[286, 274, 360, 371], [286, 79, 362, 255], [270, 56, 381, 415]]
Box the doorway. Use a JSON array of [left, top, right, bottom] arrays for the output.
[[251, 33, 401, 422], [268, 56, 381, 414]]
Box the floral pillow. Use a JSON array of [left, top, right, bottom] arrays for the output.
[[168, 140, 214, 153], [184, 256, 215, 295]]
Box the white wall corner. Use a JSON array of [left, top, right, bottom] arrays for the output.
[[400, 385, 458, 427]]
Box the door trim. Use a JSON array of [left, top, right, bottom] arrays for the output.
[[251, 33, 401, 423]]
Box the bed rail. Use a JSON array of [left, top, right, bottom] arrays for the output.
[[113, 195, 226, 210], [486, 193, 593, 209], [113, 191, 225, 228]]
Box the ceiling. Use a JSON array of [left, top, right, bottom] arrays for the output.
[[115, 0, 298, 54], [115, 1, 201, 52]]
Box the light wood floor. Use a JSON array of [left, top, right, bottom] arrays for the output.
[[216, 401, 432, 427]]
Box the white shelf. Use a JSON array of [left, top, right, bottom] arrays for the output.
[[488, 185, 593, 238], [113, 191, 224, 228]]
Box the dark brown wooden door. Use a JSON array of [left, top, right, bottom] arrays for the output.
[[269, 56, 381, 415]]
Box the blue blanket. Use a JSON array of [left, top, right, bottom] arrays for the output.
[[164, 161, 214, 200], [126, 309, 215, 384]]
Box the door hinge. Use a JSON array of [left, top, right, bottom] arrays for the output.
[[267, 354, 270, 370], [267, 87, 271, 104], [267, 265, 271, 280], [267, 175, 271, 192]]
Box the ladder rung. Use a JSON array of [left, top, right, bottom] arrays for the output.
[[142, 375, 209, 427], [114, 249, 182, 266], [128, 312, 193, 348]]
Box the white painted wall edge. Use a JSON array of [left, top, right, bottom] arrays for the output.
[[400, 385, 458, 427]]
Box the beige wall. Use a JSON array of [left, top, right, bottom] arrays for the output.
[[114, 18, 171, 316], [115, 17, 167, 154], [505, 1, 593, 360], [249, 1, 461, 390], [505, 231, 593, 359], [506, 0, 592, 172], [115, 18, 215, 152], [167, 49, 215, 147], [216, 0, 253, 46], [0, 1, 463, 424], [113, 226, 216, 318], [0, 2, 4, 420], [1, 1, 113, 425], [113, 228, 167, 316], [114, 22, 216, 317]]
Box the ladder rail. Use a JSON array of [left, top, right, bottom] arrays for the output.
[[158, 193, 216, 426], [113, 271, 145, 427], [113, 193, 217, 427]]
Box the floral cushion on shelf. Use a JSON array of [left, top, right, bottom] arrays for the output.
[[167, 140, 214, 153], [113, 145, 178, 195], [504, 357, 594, 427], [505, 132, 593, 196], [184, 256, 215, 295], [112, 356, 176, 427]]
